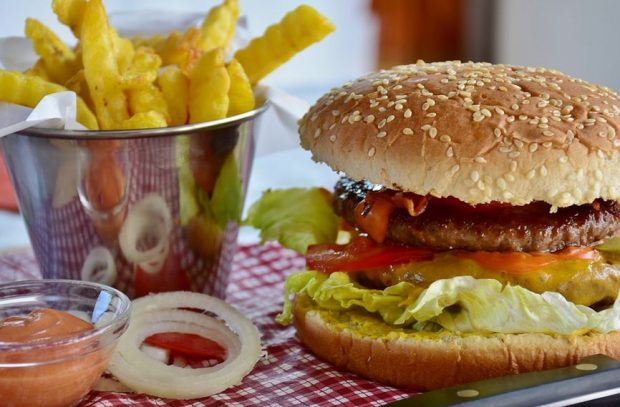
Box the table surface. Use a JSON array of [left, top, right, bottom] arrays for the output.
[[0, 243, 415, 406]]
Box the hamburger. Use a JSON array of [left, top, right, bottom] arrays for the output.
[[246, 61, 620, 390]]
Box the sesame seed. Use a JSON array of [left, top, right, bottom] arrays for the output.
[[527, 169, 536, 179], [402, 128, 413, 135], [511, 104, 520, 110], [470, 170, 480, 182], [395, 104, 404, 111], [474, 156, 487, 163], [440, 78, 449, 84], [329, 134, 336, 142], [495, 107, 505, 115], [422, 103, 430, 111], [365, 115, 375, 123], [507, 115, 516, 123], [438, 95, 449, 101], [329, 123, 336, 130], [368, 147, 376, 157], [503, 191, 514, 200], [542, 141, 552, 148], [314, 129, 321, 138], [595, 169, 603, 180], [509, 151, 521, 158], [331, 110, 340, 116], [540, 165, 548, 176], [404, 109, 413, 118], [543, 130, 554, 137], [519, 115, 528, 121], [387, 115, 395, 123], [421, 124, 431, 131], [529, 143, 539, 152], [429, 127, 438, 138], [559, 156, 568, 163], [473, 111, 485, 122], [426, 112, 437, 118], [378, 119, 387, 128], [450, 164, 460, 174], [310, 113, 319, 121], [439, 134, 450, 142], [497, 178, 507, 190], [514, 139, 524, 149], [426, 98, 436, 107], [446, 146, 454, 157], [378, 107, 386, 112], [377, 131, 387, 138]]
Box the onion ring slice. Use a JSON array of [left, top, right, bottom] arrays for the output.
[[107, 292, 261, 399], [80, 246, 116, 285], [119, 194, 172, 268]]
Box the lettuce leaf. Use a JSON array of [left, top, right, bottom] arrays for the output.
[[244, 188, 338, 254], [277, 271, 620, 335]]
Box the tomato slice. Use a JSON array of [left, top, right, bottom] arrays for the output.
[[456, 247, 600, 274], [145, 332, 226, 362], [306, 236, 434, 273]]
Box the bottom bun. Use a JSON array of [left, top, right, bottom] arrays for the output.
[[293, 295, 620, 390]]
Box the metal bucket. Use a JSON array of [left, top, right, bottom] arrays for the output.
[[1, 100, 268, 299]]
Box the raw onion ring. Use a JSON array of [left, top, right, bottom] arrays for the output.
[[80, 246, 116, 285], [119, 194, 172, 272], [107, 292, 261, 399]]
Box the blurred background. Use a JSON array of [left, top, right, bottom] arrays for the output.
[[1, 0, 619, 247]]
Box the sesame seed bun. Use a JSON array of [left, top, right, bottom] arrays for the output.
[[299, 61, 620, 208], [293, 295, 620, 390]]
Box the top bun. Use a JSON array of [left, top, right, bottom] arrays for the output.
[[299, 61, 620, 208]]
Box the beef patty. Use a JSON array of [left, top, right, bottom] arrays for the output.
[[334, 177, 620, 252]]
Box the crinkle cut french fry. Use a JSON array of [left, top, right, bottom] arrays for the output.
[[122, 111, 167, 129], [24, 59, 50, 81], [226, 59, 254, 117], [189, 48, 230, 123], [81, 0, 129, 129], [0, 70, 98, 129], [158, 66, 189, 125], [64, 69, 93, 108], [128, 84, 170, 124], [25, 18, 78, 84], [113, 33, 136, 74], [152, 28, 201, 70], [234, 5, 335, 84], [130, 34, 166, 49], [198, 0, 239, 52], [120, 47, 161, 90], [52, 0, 87, 38]]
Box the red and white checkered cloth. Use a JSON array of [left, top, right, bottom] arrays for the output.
[[0, 243, 416, 406]]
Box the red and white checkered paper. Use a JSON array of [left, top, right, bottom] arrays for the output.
[[0, 243, 416, 406]]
